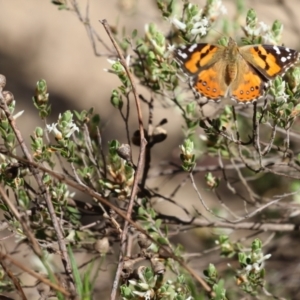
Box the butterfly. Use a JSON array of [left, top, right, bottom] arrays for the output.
[[174, 37, 299, 103]]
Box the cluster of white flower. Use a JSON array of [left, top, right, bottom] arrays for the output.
[[244, 21, 283, 44], [208, 0, 227, 20], [244, 253, 272, 273], [244, 21, 269, 37], [169, 14, 209, 38], [169, 1, 226, 38], [47, 113, 79, 140]]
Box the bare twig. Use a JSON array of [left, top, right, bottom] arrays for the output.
[[181, 218, 300, 232], [0, 251, 71, 297], [99, 19, 147, 300], [70, 0, 113, 55], [0, 150, 214, 295], [0, 256, 27, 300]]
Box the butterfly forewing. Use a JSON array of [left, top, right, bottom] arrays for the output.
[[174, 43, 224, 75], [240, 45, 300, 80]]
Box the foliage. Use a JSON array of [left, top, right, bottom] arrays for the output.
[[0, 0, 299, 299]]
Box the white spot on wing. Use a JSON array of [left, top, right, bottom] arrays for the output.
[[177, 51, 188, 59], [188, 44, 198, 52], [273, 46, 281, 54]]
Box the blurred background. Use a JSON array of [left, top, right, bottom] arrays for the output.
[[1, 0, 299, 216], [0, 0, 299, 149], [1, 0, 300, 298]]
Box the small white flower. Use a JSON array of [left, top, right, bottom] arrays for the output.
[[262, 32, 275, 44], [128, 280, 138, 286], [253, 262, 261, 272], [65, 124, 79, 138], [258, 21, 270, 33], [201, 17, 209, 26], [169, 16, 187, 31], [244, 264, 253, 272], [69, 191, 76, 198], [244, 253, 271, 273], [104, 58, 124, 73], [243, 24, 260, 36], [191, 13, 202, 22], [208, 0, 227, 17], [191, 26, 207, 36], [258, 253, 272, 264], [46, 123, 62, 140], [193, 21, 205, 29], [132, 290, 152, 300], [107, 58, 117, 65], [199, 134, 208, 141], [167, 44, 176, 52], [13, 110, 24, 120], [137, 282, 150, 290], [191, 18, 208, 36]]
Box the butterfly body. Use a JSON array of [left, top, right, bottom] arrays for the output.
[[174, 38, 299, 103]]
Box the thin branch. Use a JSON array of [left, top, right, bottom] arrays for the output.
[[0, 251, 71, 297], [181, 218, 300, 232], [0, 150, 213, 295], [99, 19, 147, 300], [0, 257, 27, 300]]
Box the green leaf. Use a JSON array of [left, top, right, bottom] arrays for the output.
[[155, 219, 162, 228], [157, 237, 168, 245], [68, 244, 83, 297], [131, 29, 138, 39]]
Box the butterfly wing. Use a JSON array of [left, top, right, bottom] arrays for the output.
[[239, 45, 299, 80], [174, 44, 224, 74], [192, 59, 229, 101], [230, 58, 266, 103], [174, 43, 229, 101], [175, 42, 299, 103]]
